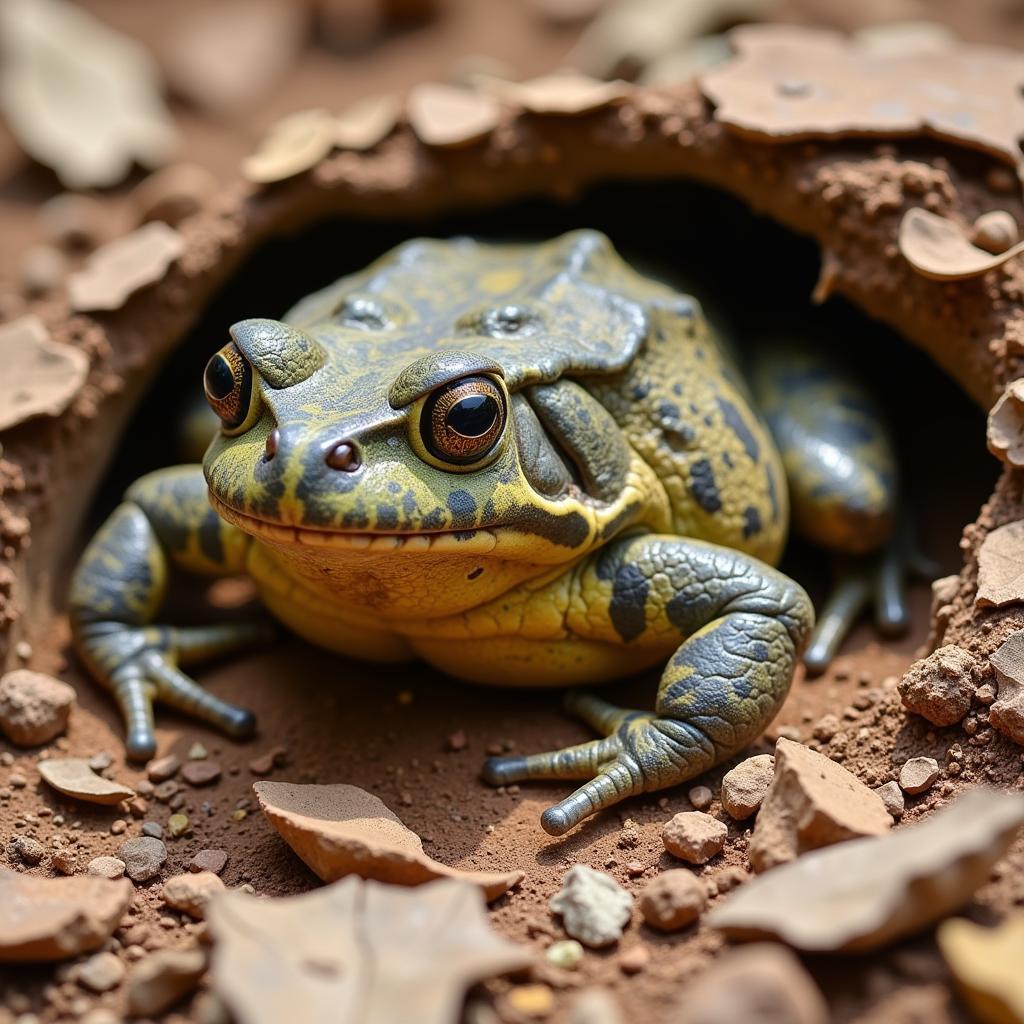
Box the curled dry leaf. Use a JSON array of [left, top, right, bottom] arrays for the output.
[[708, 789, 1024, 953], [406, 84, 502, 147], [206, 876, 533, 1024], [38, 758, 135, 806], [242, 108, 338, 184], [899, 208, 1024, 281], [68, 222, 185, 313], [255, 781, 523, 901], [976, 521, 1024, 608], [701, 25, 1024, 174], [0, 0, 176, 188], [0, 317, 89, 433], [488, 73, 630, 115], [938, 914, 1024, 1024], [988, 380, 1024, 468], [335, 94, 401, 151]]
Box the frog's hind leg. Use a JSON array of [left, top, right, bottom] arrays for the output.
[[749, 343, 930, 673], [483, 534, 814, 836]]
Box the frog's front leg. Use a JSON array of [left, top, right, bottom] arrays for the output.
[[70, 466, 269, 761], [483, 535, 814, 836]]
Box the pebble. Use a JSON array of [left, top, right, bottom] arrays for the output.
[[187, 742, 208, 760], [87, 857, 126, 880], [248, 746, 287, 775], [125, 947, 206, 1017], [721, 754, 775, 820], [118, 837, 168, 882], [549, 865, 633, 948], [506, 984, 555, 1018], [141, 822, 164, 839], [661, 811, 728, 864], [898, 645, 977, 726], [638, 870, 706, 931], [13, 835, 45, 865], [748, 738, 890, 873], [181, 761, 221, 787], [110, 819, 127, 835], [190, 848, 228, 875], [162, 871, 225, 920], [146, 755, 180, 783], [899, 756, 940, 795], [973, 210, 1019, 254], [875, 781, 905, 818], [445, 729, 468, 752], [687, 785, 713, 810], [167, 813, 190, 838], [77, 951, 125, 993], [618, 945, 649, 975], [546, 939, 585, 970], [676, 943, 827, 1024], [0, 670, 76, 746], [51, 848, 77, 874]]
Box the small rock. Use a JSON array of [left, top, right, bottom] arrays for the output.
[[638, 870, 706, 932], [146, 755, 180, 783], [445, 729, 468, 752], [190, 849, 228, 875], [248, 747, 287, 775], [662, 811, 727, 865], [88, 751, 113, 771], [546, 939, 584, 970], [162, 871, 225, 919], [747, 738, 890, 873], [13, 836, 45, 866], [972, 210, 1019, 254], [125, 946, 206, 1017], [141, 822, 164, 839], [0, 670, 76, 746], [721, 755, 775, 820], [187, 742, 208, 760], [77, 950, 125, 992], [181, 761, 221, 787], [505, 984, 555, 1018], [989, 630, 1024, 745], [87, 857, 126, 880], [550, 865, 633, 948], [688, 785, 713, 810], [899, 757, 940, 795], [875, 781, 905, 819], [618, 945, 649, 974], [676, 943, 827, 1024], [38, 759, 134, 806], [0, 869, 133, 961], [168, 814, 190, 838], [51, 848, 77, 875], [898, 645, 977, 726], [118, 837, 167, 883]]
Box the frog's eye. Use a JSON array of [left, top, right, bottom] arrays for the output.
[[421, 375, 506, 466], [204, 342, 261, 435]]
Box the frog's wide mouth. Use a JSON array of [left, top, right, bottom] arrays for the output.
[[209, 493, 500, 554]]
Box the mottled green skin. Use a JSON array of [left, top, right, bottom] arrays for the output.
[[70, 231, 896, 835]]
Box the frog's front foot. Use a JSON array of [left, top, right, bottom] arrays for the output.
[[77, 620, 270, 760], [804, 516, 937, 675]]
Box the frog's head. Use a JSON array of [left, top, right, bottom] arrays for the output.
[[201, 232, 672, 593]]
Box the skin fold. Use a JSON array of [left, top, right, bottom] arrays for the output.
[[70, 230, 908, 835]]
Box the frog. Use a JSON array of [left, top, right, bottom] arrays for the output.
[[70, 230, 916, 836]]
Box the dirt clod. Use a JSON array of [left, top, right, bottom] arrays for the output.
[[125, 946, 206, 1017], [898, 645, 977, 726], [721, 754, 775, 820], [162, 872, 225, 920], [662, 812, 727, 864], [637, 870, 706, 932]]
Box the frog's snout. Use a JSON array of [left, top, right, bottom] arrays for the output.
[[324, 439, 361, 472]]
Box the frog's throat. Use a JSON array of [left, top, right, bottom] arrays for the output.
[[209, 493, 500, 555]]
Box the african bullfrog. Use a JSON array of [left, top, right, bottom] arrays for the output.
[[70, 231, 915, 836]]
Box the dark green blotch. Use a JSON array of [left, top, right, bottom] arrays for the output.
[[689, 459, 722, 514], [610, 563, 648, 643]]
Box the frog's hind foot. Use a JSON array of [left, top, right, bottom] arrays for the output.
[[803, 518, 937, 675]]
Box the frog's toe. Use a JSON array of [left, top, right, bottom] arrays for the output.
[[481, 755, 529, 786], [110, 670, 158, 763], [146, 656, 257, 739]]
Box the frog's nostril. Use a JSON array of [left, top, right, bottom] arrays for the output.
[[325, 440, 361, 472], [264, 429, 280, 462]]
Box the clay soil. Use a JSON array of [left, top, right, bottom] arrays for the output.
[[1, 183, 1011, 1023]]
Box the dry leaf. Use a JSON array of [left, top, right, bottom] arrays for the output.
[[335, 94, 401, 151], [938, 914, 1024, 1024], [976, 521, 1024, 608], [488, 74, 630, 115], [255, 781, 523, 901], [899, 208, 1024, 281], [708, 789, 1024, 953], [701, 25, 1024, 174], [206, 876, 533, 1024], [38, 759, 135, 806], [68, 223, 185, 313], [988, 380, 1024, 468], [988, 631, 1024, 746], [161, 0, 306, 116], [0, 0, 176, 188], [242, 108, 337, 184], [406, 84, 501, 147], [0, 317, 89, 433]]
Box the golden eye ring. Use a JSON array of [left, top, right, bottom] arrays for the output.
[[204, 342, 260, 434], [421, 375, 506, 466]]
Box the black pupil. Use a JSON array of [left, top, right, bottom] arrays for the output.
[[447, 394, 497, 438], [205, 355, 235, 400]]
